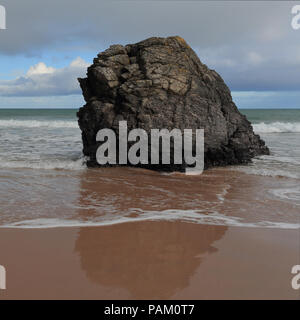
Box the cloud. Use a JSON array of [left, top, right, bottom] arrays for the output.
[[0, 0, 295, 54], [0, 1, 300, 93], [27, 62, 55, 76], [0, 57, 89, 97]]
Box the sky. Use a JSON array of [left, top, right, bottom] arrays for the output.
[[0, 0, 300, 109]]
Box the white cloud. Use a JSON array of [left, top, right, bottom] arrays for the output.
[[27, 62, 55, 76], [69, 57, 88, 68], [0, 57, 89, 97]]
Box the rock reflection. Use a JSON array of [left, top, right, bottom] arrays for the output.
[[75, 222, 227, 299], [74, 167, 228, 299]]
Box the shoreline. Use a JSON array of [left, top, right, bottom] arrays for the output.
[[0, 221, 299, 300], [0, 167, 299, 230]]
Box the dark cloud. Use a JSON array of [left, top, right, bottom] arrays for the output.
[[0, 0, 299, 93], [0, 1, 294, 54]]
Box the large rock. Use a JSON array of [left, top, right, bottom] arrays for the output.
[[77, 36, 269, 171]]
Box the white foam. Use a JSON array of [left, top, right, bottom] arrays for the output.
[[0, 119, 78, 128], [1, 210, 299, 230], [270, 188, 300, 204], [0, 158, 86, 170], [253, 122, 300, 133], [216, 184, 230, 202], [234, 166, 300, 179]]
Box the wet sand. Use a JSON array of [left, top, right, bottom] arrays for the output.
[[1, 167, 299, 228], [0, 222, 299, 300], [0, 167, 299, 299]]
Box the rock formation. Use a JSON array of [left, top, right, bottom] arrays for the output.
[[77, 36, 269, 171]]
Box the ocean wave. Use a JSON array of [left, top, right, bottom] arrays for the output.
[[253, 122, 300, 133], [1, 210, 299, 230], [233, 167, 300, 179], [1, 120, 299, 133], [0, 119, 78, 128], [270, 187, 300, 203], [0, 158, 86, 170]]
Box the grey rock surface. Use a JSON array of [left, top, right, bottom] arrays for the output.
[[77, 36, 269, 171]]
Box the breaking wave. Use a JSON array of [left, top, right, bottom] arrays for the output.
[[1, 210, 299, 229], [0, 119, 78, 128], [253, 122, 300, 133], [234, 167, 300, 179], [0, 157, 86, 170]]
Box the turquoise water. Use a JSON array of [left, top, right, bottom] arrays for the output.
[[241, 108, 300, 124], [0, 108, 77, 120]]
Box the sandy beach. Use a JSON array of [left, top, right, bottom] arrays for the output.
[[0, 165, 299, 300], [0, 222, 299, 300], [1, 0, 300, 302]]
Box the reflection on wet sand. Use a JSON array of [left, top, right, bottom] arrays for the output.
[[75, 222, 227, 299], [0, 166, 298, 299], [74, 167, 227, 298], [71, 167, 299, 299], [75, 166, 299, 227]]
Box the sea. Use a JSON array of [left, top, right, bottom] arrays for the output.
[[0, 108, 299, 229]]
